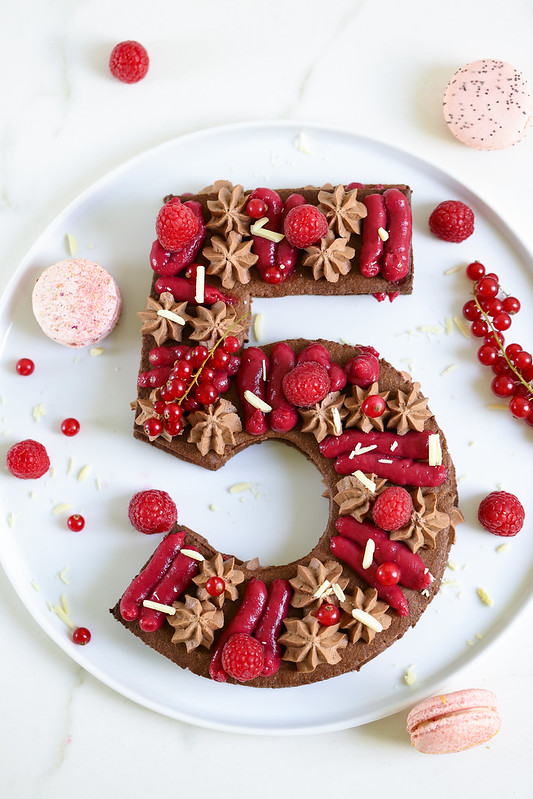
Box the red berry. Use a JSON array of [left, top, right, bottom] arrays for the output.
[[164, 418, 184, 437], [492, 311, 512, 331], [428, 200, 474, 243], [316, 603, 340, 626], [61, 417, 80, 437], [163, 403, 183, 422], [361, 394, 387, 418], [143, 418, 163, 438], [72, 627, 91, 645], [283, 204, 329, 248], [221, 633, 265, 682], [212, 370, 230, 394], [156, 201, 199, 252], [471, 319, 489, 338], [478, 491, 525, 537], [263, 266, 284, 284], [502, 296, 520, 314], [159, 385, 173, 402], [505, 343, 522, 358], [466, 261, 485, 280], [222, 335, 240, 354], [67, 514, 85, 532], [491, 356, 513, 377], [371, 486, 413, 532], [462, 300, 481, 321], [198, 366, 216, 385], [205, 576, 225, 597], [477, 344, 498, 366], [483, 297, 503, 317], [227, 355, 241, 376], [515, 351, 532, 371], [6, 439, 50, 479], [195, 383, 218, 406], [169, 378, 188, 399], [182, 397, 200, 412], [376, 562, 401, 586], [210, 348, 230, 370], [476, 276, 499, 298], [282, 361, 331, 408], [246, 198, 267, 219], [345, 353, 380, 388], [190, 345, 208, 368], [16, 358, 35, 376], [109, 40, 149, 84], [509, 395, 532, 418], [491, 374, 515, 398], [174, 359, 193, 380], [484, 331, 505, 348], [128, 489, 177, 535]]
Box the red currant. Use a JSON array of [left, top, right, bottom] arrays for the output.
[[163, 403, 183, 422], [462, 300, 481, 321], [505, 343, 522, 358], [477, 344, 498, 366], [72, 627, 91, 645], [212, 370, 230, 394], [509, 395, 532, 418], [514, 351, 532, 371], [168, 378, 187, 399], [502, 296, 520, 314], [174, 359, 193, 380], [144, 418, 163, 437], [67, 514, 85, 532], [361, 394, 387, 418], [471, 319, 489, 338], [153, 400, 166, 415], [484, 331, 505, 348], [222, 335, 240, 354], [190, 345, 208, 368], [164, 418, 184, 437], [521, 365, 533, 383], [16, 358, 35, 376], [491, 356, 513, 377], [195, 383, 218, 406], [482, 297, 503, 317], [211, 348, 230, 370], [476, 276, 499, 298], [492, 312, 512, 331], [198, 366, 216, 385], [263, 266, 284, 284], [205, 576, 225, 596], [227, 355, 241, 376], [61, 418, 80, 437], [466, 261, 485, 280], [376, 562, 401, 586], [316, 603, 340, 626], [491, 375, 515, 398], [246, 198, 267, 219], [159, 385, 173, 402], [484, 272, 499, 282]]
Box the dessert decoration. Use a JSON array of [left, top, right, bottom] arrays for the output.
[[15, 358, 34, 376], [406, 689, 501, 754], [109, 40, 149, 84], [443, 59, 532, 150], [31, 258, 122, 348], [461, 261, 533, 426], [67, 514, 85, 532], [110, 180, 459, 688], [72, 627, 92, 646], [128, 489, 178, 535], [477, 491, 525, 537], [428, 200, 474, 243], [6, 439, 50, 479], [60, 418, 80, 437]]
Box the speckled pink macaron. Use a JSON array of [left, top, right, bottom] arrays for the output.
[[443, 58, 532, 150], [32, 258, 122, 347], [407, 688, 501, 754]]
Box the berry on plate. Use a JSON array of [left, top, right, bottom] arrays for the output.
[[6, 439, 50, 479], [372, 486, 413, 532], [72, 627, 91, 645], [109, 41, 149, 84], [128, 489, 178, 535], [156, 201, 199, 253], [221, 633, 265, 682], [428, 200, 474, 243], [283, 204, 329, 248], [477, 491, 525, 537]]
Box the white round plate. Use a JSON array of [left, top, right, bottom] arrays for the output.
[[1, 121, 532, 734]]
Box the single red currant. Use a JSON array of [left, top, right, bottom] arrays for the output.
[[61, 418, 80, 437], [222, 335, 240, 354], [477, 344, 498, 366], [376, 562, 401, 586], [174, 359, 193, 380], [482, 297, 503, 317], [212, 370, 230, 394], [163, 403, 183, 422], [476, 276, 499, 298], [182, 397, 200, 412], [190, 345, 208, 368], [67, 514, 85, 532], [205, 576, 225, 597], [153, 400, 165, 415], [492, 311, 512, 331], [491, 375, 515, 398], [163, 418, 184, 437], [316, 603, 340, 626], [515, 351, 532, 371], [168, 378, 188, 399], [466, 261, 485, 280], [491, 356, 513, 377], [16, 358, 35, 376], [509, 395, 532, 418], [72, 627, 91, 645], [195, 383, 218, 406], [263, 266, 284, 284], [505, 343, 522, 358], [471, 319, 489, 338], [502, 296, 520, 314], [211, 348, 230, 370], [144, 418, 163, 437], [246, 198, 267, 219], [198, 366, 216, 385], [361, 394, 387, 418], [484, 331, 505, 348], [462, 300, 482, 322]]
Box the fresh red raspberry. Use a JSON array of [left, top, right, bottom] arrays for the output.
[[6, 439, 50, 479], [428, 200, 474, 243], [109, 41, 149, 84], [372, 486, 413, 532], [128, 489, 178, 534], [283, 204, 329, 248], [221, 633, 265, 682], [282, 361, 331, 407], [156, 201, 199, 252], [478, 491, 525, 537]]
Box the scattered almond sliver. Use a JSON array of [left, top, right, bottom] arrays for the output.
[[362, 538, 375, 569], [65, 233, 77, 256], [453, 316, 471, 338], [250, 217, 285, 243], [313, 579, 331, 599], [194, 265, 205, 303], [377, 227, 389, 241], [351, 608, 383, 633], [253, 313, 263, 340], [157, 309, 186, 325], [244, 390, 272, 413], [477, 587, 494, 607], [331, 406, 342, 436], [331, 582, 345, 602], [142, 599, 176, 615], [181, 549, 205, 562], [352, 471, 376, 493], [428, 433, 442, 466]]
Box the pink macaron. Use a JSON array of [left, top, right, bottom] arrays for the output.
[[406, 688, 501, 754], [443, 58, 533, 150], [32, 258, 122, 348]]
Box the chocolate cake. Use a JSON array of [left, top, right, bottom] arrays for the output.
[[111, 181, 462, 687]]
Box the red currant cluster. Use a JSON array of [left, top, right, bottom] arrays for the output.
[[462, 261, 533, 425], [142, 335, 242, 439]]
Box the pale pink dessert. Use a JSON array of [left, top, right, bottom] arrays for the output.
[[407, 688, 501, 754], [443, 59, 532, 150], [32, 258, 122, 347]]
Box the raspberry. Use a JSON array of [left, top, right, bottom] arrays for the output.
[[6, 439, 50, 479], [428, 200, 474, 243], [156, 201, 199, 252], [282, 361, 331, 407], [283, 204, 329, 248], [128, 489, 178, 535], [109, 41, 149, 84], [372, 486, 413, 531], [477, 491, 525, 537], [221, 633, 265, 682]]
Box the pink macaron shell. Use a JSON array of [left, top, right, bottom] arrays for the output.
[[32, 258, 122, 348], [407, 689, 501, 754], [443, 58, 533, 150]]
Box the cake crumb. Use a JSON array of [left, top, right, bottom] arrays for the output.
[[403, 665, 416, 686], [477, 587, 494, 607]]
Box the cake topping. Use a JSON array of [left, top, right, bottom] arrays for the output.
[[318, 184, 368, 238], [187, 301, 246, 349], [187, 398, 242, 456], [135, 393, 173, 443], [279, 613, 348, 673], [333, 473, 387, 522], [302, 231, 355, 282], [299, 391, 348, 442], [340, 587, 392, 643], [167, 595, 224, 652], [193, 552, 245, 608], [387, 384, 433, 434], [250, 217, 285, 243], [204, 231, 258, 288], [206, 183, 250, 237], [390, 488, 450, 552], [344, 383, 390, 432], [290, 557, 349, 610], [137, 293, 189, 345]]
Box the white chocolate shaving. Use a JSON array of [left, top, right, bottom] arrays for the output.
[[90, 347, 105, 356], [142, 600, 177, 615], [243, 390, 272, 413], [331, 582, 346, 602], [32, 403, 46, 422], [453, 316, 471, 338], [496, 543, 510, 554], [313, 579, 331, 599], [181, 549, 205, 562], [331, 406, 342, 436], [362, 538, 375, 569], [390, 441, 398, 452], [7, 512, 16, 528], [445, 317, 455, 335], [262, 358, 267, 382], [377, 227, 389, 241], [352, 470, 376, 493], [195, 265, 205, 303], [428, 433, 442, 466], [378, 458, 393, 464], [444, 264, 464, 274], [253, 313, 263, 341], [351, 608, 383, 633], [53, 605, 75, 630], [403, 665, 416, 685], [58, 568, 70, 585], [31, 580, 40, 592], [477, 587, 493, 607], [250, 217, 285, 243], [228, 482, 251, 494], [65, 233, 77, 256], [293, 132, 314, 154], [77, 465, 92, 482], [157, 309, 186, 325], [52, 503, 72, 516], [440, 364, 457, 376]]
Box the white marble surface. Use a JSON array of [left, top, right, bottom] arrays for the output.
[[1, 0, 533, 795]]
